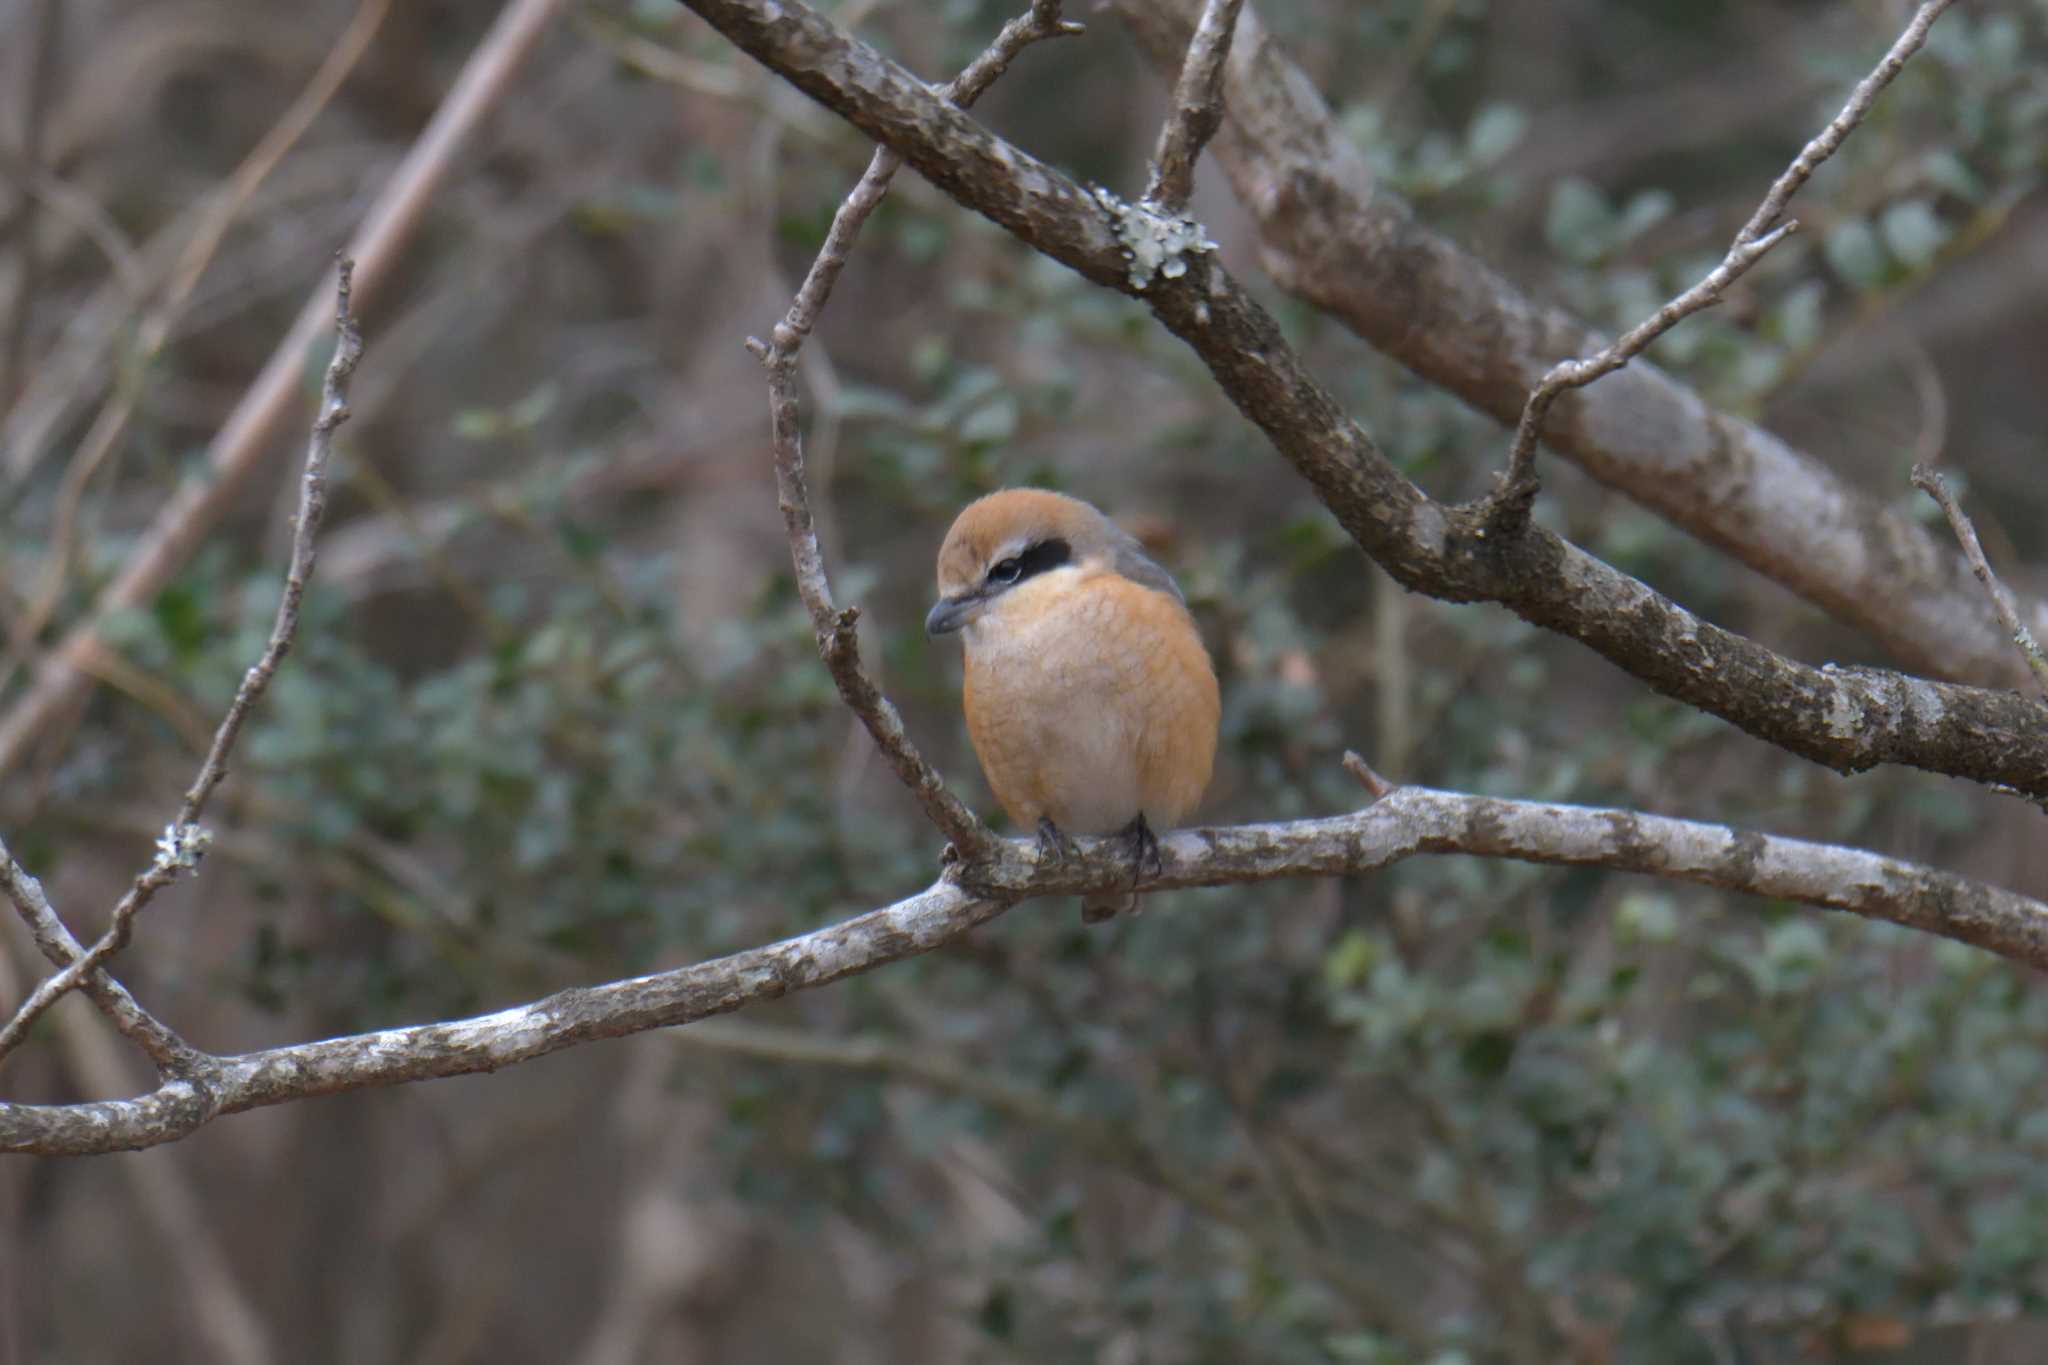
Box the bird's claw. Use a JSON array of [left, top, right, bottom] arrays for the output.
[[1036, 817, 1080, 865], [1120, 814, 1163, 887]]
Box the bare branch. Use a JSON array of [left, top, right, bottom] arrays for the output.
[[1, 879, 1009, 1156], [1142, 0, 1244, 212], [10, 779, 2048, 1156], [746, 0, 1080, 857], [0, 259, 361, 1066], [1497, 0, 1956, 504], [1111, 0, 2038, 688], [673, 0, 2048, 800], [1912, 465, 2048, 703], [0, 0, 569, 779], [0, 835, 197, 1074]]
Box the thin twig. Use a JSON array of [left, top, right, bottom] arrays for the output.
[[0, 835, 197, 1074], [0, 259, 361, 1067], [746, 0, 1080, 858], [1143, 0, 1245, 212], [1496, 0, 1956, 506], [1911, 465, 2048, 703]]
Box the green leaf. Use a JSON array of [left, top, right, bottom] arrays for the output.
[[1613, 189, 1675, 247], [1880, 199, 1949, 270], [1465, 103, 1528, 166], [1823, 218, 1887, 290], [1545, 179, 1613, 263], [1324, 929, 1382, 988]]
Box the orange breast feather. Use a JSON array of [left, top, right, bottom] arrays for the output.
[[962, 571, 1217, 835]]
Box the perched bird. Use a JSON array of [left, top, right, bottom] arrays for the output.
[[926, 489, 1219, 920]]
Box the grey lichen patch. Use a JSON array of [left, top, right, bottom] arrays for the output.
[[1092, 186, 1217, 290], [1818, 674, 1864, 741], [153, 821, 213, 872]]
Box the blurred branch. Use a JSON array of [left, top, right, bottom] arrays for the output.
[[744, 0, 1081, 858], [10, 769, 2048, 1155], [1110, 0, 2045, 688], [52, 1001, 277, 1365], [678, 1016, 1425, 1336], [0, 0, 568, 779], [1911, 465, 2048, 704], [0, 259, 360, 1068], [0, 0, 60, 412], [1496, 0, 1954, 508], [0, 0, 388, 693], [672, 0, 2048, 800]]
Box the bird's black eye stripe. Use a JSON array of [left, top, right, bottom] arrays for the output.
[[987, 538, 1070, 588]]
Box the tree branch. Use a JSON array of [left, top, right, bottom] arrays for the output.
[[1497, 0, 1955, 505], [1111, 0, 2041, 688], [0, 836, 197, 1074], [0, 259, 360, 1067], [672, 0, 2048, 799], [9, 777, 2046, 1156]]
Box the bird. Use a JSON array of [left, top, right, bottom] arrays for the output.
[[926, 488, 1219, 921]]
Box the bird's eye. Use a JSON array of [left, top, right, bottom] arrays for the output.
[[988, 558, 1023, 585]]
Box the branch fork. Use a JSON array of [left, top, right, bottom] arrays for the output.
[[1490, 0, 1957, 521]]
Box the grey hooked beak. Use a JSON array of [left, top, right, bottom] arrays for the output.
[[925, 594, 980, 637]]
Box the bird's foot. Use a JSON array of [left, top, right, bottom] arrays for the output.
[[1036, 817, 1079, 865], [1117, 813, 1163, 887]]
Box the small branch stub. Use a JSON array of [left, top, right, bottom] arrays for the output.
[[1911, 463, 2048, 704], [1143, 0, 1246, 213]]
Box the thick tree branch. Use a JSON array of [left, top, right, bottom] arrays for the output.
[[1498, 0, 1955, 503], [673, 0, 2048, 799], [1112, 0, 2043, 688], [9, 779, 2046, 1155], [0, 260, 361, 1066], [747, 0, 1080, 858]]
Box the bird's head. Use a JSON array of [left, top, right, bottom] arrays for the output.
[[926, 488, 1180, 639]]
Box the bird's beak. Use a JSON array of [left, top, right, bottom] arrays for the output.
[[925, 594, 980, 637]]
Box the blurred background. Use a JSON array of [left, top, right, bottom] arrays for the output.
[[3, 0, 2048, 1359]]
